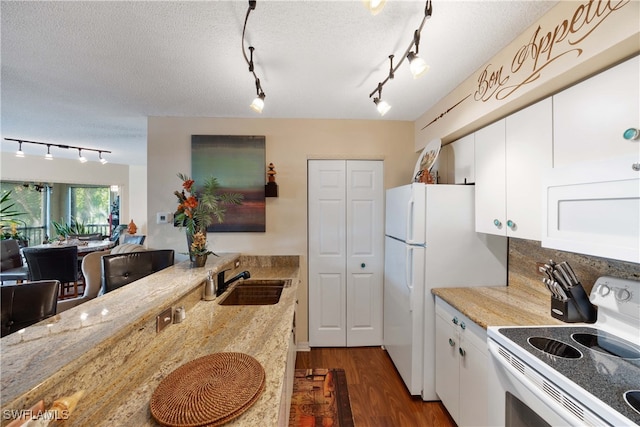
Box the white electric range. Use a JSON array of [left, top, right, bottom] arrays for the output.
[[487, 276, 640, 427]]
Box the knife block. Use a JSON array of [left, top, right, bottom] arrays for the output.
[[550, 283, 597, 323]]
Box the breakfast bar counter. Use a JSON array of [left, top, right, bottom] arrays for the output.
[[1, 254, 300, 426]]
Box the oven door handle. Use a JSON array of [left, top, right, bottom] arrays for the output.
[[487, 340, 609, 427]]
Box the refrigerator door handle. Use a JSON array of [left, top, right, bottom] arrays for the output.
[[406, 246, 414, 312], [406, 197, 414, 242]]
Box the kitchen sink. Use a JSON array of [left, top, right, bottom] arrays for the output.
[[218, 279, 290, 306]]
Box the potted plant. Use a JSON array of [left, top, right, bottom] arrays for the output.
[[0, 190, 29, 247], [174, 173, 243, 265], [51, 217, 89, 239]]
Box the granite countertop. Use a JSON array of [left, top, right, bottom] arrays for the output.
[[1, 254, 300, 427], [432, 284, 565, 329]]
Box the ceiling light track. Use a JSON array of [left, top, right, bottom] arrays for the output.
[[4, 138, 111, 164], [242, 0, 266, 113], [368, 0, 433, 116]]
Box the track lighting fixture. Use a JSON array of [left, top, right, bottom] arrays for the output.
[[368, 0, 433, 114], [4, 138, 111, 164], [16, 141, 24, 158], [242, 0, 267, 113]]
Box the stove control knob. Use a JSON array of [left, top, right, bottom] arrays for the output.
[[598, 284, 611, 297], [616, 288, 631, 302]]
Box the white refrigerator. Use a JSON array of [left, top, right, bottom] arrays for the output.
[[383, 183, 507, 400]]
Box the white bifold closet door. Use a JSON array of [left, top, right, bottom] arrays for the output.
[[308, 160, 384, 347]]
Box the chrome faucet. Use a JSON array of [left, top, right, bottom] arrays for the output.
[[216, 270, 251, 296]]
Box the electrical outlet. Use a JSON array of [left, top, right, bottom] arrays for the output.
[[156, 307, 173, 333]]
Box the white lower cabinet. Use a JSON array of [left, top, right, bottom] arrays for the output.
[[435, 297, 488, 427]]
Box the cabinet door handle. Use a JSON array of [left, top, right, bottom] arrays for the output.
[[460, 321, 466, 330], [448, 338, 455, 347], [623, 127, 640, 141], [506, 219, 515, 229], [361, 263, 366, 268], [452, 316, 459, 325], [493, 219, 502, 228], [459, 347, 466, 357]]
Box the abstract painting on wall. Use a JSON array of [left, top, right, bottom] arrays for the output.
[[191, 135, 265, 232]]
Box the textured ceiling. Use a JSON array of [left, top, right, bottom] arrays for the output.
[[1, 1, 558, 166]]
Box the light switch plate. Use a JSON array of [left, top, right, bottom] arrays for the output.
[[156, 307, 173, 333], [156, 212, 173, 224]]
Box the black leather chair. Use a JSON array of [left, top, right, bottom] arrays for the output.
[[1, 239, 30, 284], [1, 280, 60, 337], [23, 246, 79, 298], [101, 249, 174, 294]]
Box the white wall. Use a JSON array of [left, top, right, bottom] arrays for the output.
[[147, 117, 417, 343]]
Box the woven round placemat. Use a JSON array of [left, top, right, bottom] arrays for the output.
[[150, 352, 265, 427]]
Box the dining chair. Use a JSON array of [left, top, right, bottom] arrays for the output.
[[1, 280, 60, 337], [122, 235, 146, 245], [22, 246, 79, 298], [101, 249, 174, 294], [56, 249, 109, 313], [0, 239, 30, 284]]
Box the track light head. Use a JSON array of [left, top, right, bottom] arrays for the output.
[[363, 0, 387, 16], [45, 145, 53, 160], [250, 93, 266, 113], [16, 141, 25, 158], [373, 98, 391, 116], [99, 151, 108, 164], [78, 149, 87, 163], [407, 52, 429, 79]]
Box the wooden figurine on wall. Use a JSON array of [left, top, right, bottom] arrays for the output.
[[265, 162, 278, 197]]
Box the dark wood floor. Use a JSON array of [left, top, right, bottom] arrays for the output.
[[295, 347, 456, 427]]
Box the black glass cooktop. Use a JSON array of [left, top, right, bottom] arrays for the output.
[[497, 326, 640, 425]]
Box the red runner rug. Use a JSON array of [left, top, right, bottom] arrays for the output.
[[289, 368, 354, 427]]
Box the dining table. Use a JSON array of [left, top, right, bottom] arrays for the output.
[[30, 239, 116, 254]]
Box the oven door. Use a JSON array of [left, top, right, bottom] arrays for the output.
[[488, 339, 610, 427]]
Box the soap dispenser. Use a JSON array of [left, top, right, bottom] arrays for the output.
[[203, 270, 217, 301]]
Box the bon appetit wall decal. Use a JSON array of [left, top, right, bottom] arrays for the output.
[[420, 0, 634, 132]]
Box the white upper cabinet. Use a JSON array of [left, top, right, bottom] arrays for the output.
[[553, 55, 639, 167], [475, 120, 506, 235], [448, 134, 475, 185], [475, 98, 553, 240]]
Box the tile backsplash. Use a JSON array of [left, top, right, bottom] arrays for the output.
[[508, 238, 639, 295]]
